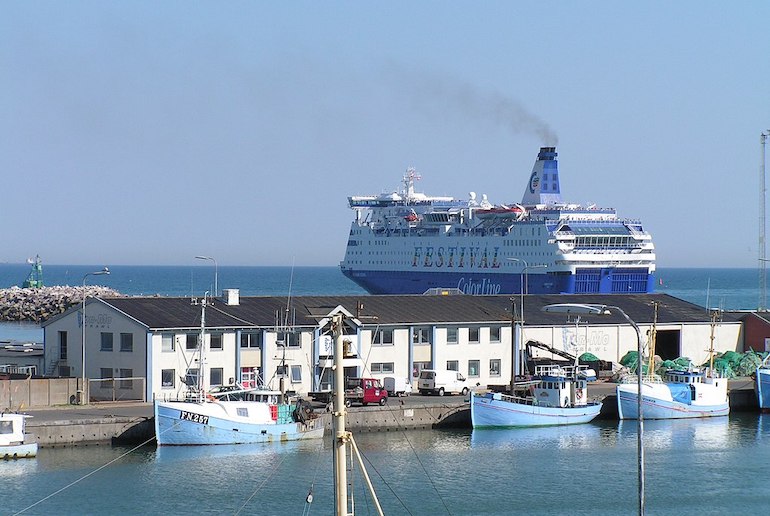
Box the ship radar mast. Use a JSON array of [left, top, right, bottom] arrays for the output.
[[402, 167, 421, 201]]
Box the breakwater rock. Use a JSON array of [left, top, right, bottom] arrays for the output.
[[0, 286, 123, 323]]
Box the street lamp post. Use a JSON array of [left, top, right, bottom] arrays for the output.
[[195, 256, 218, 297], [507, 258, 546, 377], [81, 267, 110, 405], [542, 303, 645, 515]]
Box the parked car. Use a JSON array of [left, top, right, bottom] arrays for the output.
[[417, 369, 470, 396], [344, 378, 388, 407], [383, 376, 412, 397]]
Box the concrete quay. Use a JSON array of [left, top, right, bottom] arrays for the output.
[[21, 378, 759, 447]]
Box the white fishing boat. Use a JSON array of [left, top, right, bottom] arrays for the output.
[[617, 309, 729, 420], [756, 354, 770, 412], [153, 296, 323, 446], [616, 369, 729, 420], [470, 365, 602, 428], [1, 413, 37, 459]]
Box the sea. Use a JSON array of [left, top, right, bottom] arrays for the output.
[[0, 264, 764, 342], [3, 415, 769, 515], [2, 264, 768, 515]]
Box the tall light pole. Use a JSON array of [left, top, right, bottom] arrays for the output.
[[543, 303, 645, 515], [195, 255, 218, 297], [507, 258, 546, 377], [81, 267, 110, 405]]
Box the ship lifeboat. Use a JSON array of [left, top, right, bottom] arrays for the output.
[[475, 205, 525, 218]]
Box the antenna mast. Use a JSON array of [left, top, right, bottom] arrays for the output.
[[760, 131, 768, 311]]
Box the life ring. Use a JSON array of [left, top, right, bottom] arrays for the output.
[[576, 388, 584, 398], [206, 393, 216, 402]]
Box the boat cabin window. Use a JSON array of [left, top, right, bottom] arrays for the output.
[[236, 408, 248, 417], [0, 420, 13, 434]]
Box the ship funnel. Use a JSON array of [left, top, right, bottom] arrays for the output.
[[520, 146, 562, 206]]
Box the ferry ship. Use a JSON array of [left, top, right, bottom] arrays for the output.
[[340, 147, 656, 295]]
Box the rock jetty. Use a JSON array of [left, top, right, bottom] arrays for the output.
[[0, 286, 123, 323]]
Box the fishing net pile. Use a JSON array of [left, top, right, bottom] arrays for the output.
[[615, 350, 769, 380]]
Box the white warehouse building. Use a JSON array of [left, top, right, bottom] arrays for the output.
[[41, 292, 743, 402]]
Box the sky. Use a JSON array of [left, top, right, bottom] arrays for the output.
[[1, 2, 769, 268]]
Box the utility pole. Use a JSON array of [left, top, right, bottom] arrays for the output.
[[761, 131, 769, 311]]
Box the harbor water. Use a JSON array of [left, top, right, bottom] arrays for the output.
[[3, 414, 769, 515]]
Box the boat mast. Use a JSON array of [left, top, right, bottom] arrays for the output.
[[196, 294, 208, 399], [647, 302, 658, 376], [331, 313, 383, 516], [708, 310, 718, 375]]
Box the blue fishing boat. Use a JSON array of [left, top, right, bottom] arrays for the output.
[[755, 354, 770, 412], [153, 296, 323, 446], [470, 365, 602, 428]]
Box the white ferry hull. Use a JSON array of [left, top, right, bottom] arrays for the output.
[[154, 401, 324, 446], [470, 392, 602, 428]]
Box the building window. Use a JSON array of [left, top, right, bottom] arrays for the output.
[[100, 332, 113, 352], [490, 359, 501, 377], [119, 368, 133, 389], [412, 327, 431, 345], [186, 334, 198, 351], [290, 365, 302, 383], [59, 365, 71, 377], [468, 327, 480, 344], [490, 326, 501, 343], [99, 368, 113, 386], [210, 334, 223, 350], [161, 369, 175, 388], [184, 368, 199, 387], [371, 362, 394, 374], [468, 360, 480, 378], [446, 327, 458, 344], [446, 360, 459, 371], [120, 333, 133, 352], [59, 331, 68, 360], [240, 332, 261, 348], [374, 329, 394, 346], [277, 331, 300, 348], [241, 367, 258, 389], [412, 361, 431, 378], [162, 334, 175, 352], [210, 368, 223, 387]]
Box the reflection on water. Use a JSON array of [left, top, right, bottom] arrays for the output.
[[4, 415, 770, 516], [618, 416, 731, 450]]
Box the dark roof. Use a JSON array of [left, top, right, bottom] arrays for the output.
[[99, 293, 733, 331]]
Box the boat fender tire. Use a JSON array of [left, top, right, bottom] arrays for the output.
[[293, 400, 313, 423]]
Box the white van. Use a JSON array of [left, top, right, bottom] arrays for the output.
[[383, 377, 412, 397], [417, 369, 470, 396]]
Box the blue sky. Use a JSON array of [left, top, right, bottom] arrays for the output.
[[2, 2, 769, 267]]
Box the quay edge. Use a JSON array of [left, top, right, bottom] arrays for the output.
[[23, 380, 759, 446]]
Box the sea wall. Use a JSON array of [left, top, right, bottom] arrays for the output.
[[0, 286, 122, 323]]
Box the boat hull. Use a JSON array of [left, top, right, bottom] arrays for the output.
[[616, 384, 729, 420], [470, 392, 602, 428], [756, 368, 770, 411], [154, 401, 324, 446], [342, 267, 654, 295], [1, 443, 38, 459]]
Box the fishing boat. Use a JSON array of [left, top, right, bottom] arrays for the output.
[[755, 354, 770, 412], [470, 365, 602, 428], [1, 413, 37, 459], [616, 309, 729, 420], [153, 296, 323, 446]]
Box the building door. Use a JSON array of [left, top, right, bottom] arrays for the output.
[[655, 330, 681, 361]]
